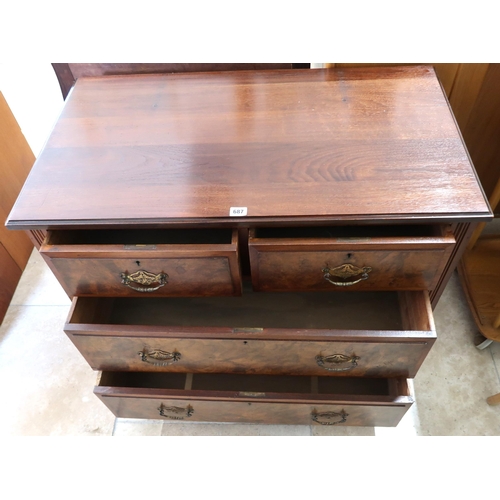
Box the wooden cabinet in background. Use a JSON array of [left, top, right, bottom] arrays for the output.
[[448, 64, 500, 206], [0, 92, 34, 323]]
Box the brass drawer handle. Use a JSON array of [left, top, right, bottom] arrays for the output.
[[316, 353, 360, 372], [120, 270, 168, 292], [158, 404, 194, 420], [312, 409, 348, 426], [138, 349, 181, 366], [322, 263, 371, 287]]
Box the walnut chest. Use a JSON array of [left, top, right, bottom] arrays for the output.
[[7, 66, 491, 427]]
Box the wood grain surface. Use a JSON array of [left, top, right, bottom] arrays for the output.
[[95, 373, 413, 425], [53, 64, 303, 99], [0, 92, 34, 321], [0, 243, 23, 323], [39, 228, 241, 297], [458, 235, 500, 341], [69, 334, 434, 378], [7, 66, 491, 229], [249, 227, 455, 292], [458, 64, 500, 203], [0, 93, 33, 263], [65, 290, 435, 377], [95, 395, 412, 426]]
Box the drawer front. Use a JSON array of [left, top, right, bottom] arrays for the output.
[[96, 396, 411, 427], [65, 290, 436, 378], [41, 229, 241, 297], [249, 229, 455, 292], [94, 374, 413, 427], [69, 336, 433, 379], [46, 257, 239, 297]]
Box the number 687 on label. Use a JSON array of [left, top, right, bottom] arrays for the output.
[[229, 207, 248, 217]]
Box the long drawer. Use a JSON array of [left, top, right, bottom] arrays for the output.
[[249, 225, 455, 292], [65, 288, 436, 378], [40, 228, 241, 297], [94, 371, 413, 427]]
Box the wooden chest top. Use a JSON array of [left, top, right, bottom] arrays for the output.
[[7, 65, 491, 228]]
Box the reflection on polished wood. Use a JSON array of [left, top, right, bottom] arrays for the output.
[[6, 66, 490, 228]]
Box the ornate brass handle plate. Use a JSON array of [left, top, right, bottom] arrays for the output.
[[322, 263, 372, 287], [158, 404, 194, 420], [312, 409, 348, 425], [120, 270, 168, 292], [316, 353, 360, 372], [138, 349, 181, 366]]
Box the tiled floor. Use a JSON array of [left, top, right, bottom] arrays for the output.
[[1, 63, 500, 436]]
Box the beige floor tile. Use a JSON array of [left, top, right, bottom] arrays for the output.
[[410, 272, 500, 435], [489, 341, 500, 373], [312, 425, 375, 436], [485, 342, 500, 405], [160, 423, 311, 436], [113, 419, 164, 436], [0, 305, 114, 436]]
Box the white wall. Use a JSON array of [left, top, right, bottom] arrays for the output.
[[0, 63, 64, 157]]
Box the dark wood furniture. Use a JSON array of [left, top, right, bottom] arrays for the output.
[[6, 66, 491, 427], [487, 392, 500, 406], [52, 63, 310, 100], [0, 92, 34, 324]]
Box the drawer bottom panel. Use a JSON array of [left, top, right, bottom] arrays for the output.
[[95, 372, 413, 427]]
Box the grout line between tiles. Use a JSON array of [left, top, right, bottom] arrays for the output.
[[111, 418, 119, 436], [489, 346, 500, 385]]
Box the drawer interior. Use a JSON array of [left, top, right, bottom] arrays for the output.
[[45, 228, 233, 246], [253, 224, 445, 239], [98, 371, 398, 396], [70, 287, 432, 331]]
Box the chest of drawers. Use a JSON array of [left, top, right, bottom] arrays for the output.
[[7, 65, 492, 427]]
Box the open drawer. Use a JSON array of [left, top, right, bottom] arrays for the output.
[[94, 371, 413, 427], [40, 228, 241, 297], [65, 287, 436, 378], [249, 224, 455, 292]]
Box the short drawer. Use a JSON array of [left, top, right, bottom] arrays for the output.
[[94, 372, 413, 427], [65, 287, 436, 378], [40, 228, 241, 297], [249, 225, 455, 292]]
